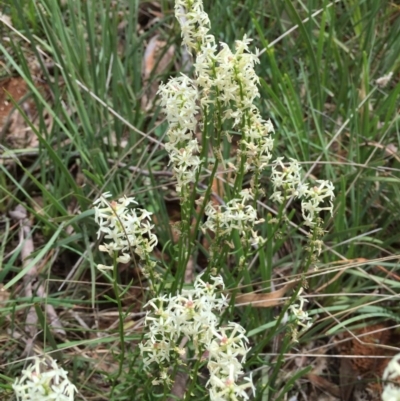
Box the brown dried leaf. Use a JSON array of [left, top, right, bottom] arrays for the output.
[[306, 373, 341, 398], [142, 35, 174, 81], [0, 12, 12, 27], [235, 281, 299, 307], [0, 77, 28, 128], [0, 76, 52, 149], [335, 324, 398, 400], [141, 35, 175, 109]]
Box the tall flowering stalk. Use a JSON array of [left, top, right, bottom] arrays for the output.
[[155, 0, 334, 394], [93, 192, 160, 383], [91, 0, 335, 399], [161, 0, 278, 286], [163, 1, 276, 182], [93, 192, 256, 399]]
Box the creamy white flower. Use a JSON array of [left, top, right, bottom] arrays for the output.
[[382, 353, 400, 401], [140, 275, 253, 399], [175, 0, 212, 52], [208, 323, 249, 363], [159, 75, 199, 133], [13, 357, 77, 401], [208, 364, 255, 401], [141, 275, 227, 365], [93, 193, 157, 269], [289, 288, 312, 334], [382, 386, 400, 401], [158, 75, 201, 194], [271, 158, 334, 228], [202, 189, 264, 245], [384, 353, 400, 380], [174, 1, 273, 175], [96, 264, 114, 271], [301, 181, 334, 227]]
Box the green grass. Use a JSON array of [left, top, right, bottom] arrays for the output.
[[0, 0, 399, 400]]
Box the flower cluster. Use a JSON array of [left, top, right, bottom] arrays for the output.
[[270, 158, 334, 259], [175, 0, 217, 101], [175, 0, 213, 54], [140, 275, 227, 369], [207, 323, 255, 401], [270, 158, 305, 203], [270, 158, 334, 227], [13, 356, 77, 401], [140, 275, 255, 400], [93, 192, 157, 271], [213, 38, 274, 173], [287, 288, 312, 342], [382, 353, 400, 401], [175, 1, 274, 177], [202, 189, 264, 247], [158, 75, 201, 195]]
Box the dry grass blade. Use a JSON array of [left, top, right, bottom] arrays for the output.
[[9, 205, 65, 351]]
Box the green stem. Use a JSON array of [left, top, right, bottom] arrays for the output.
[[183, 354, 204, 401], [112, 255, 125, 382]]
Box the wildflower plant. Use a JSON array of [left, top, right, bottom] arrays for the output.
[[92, 0, 335, 399]]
